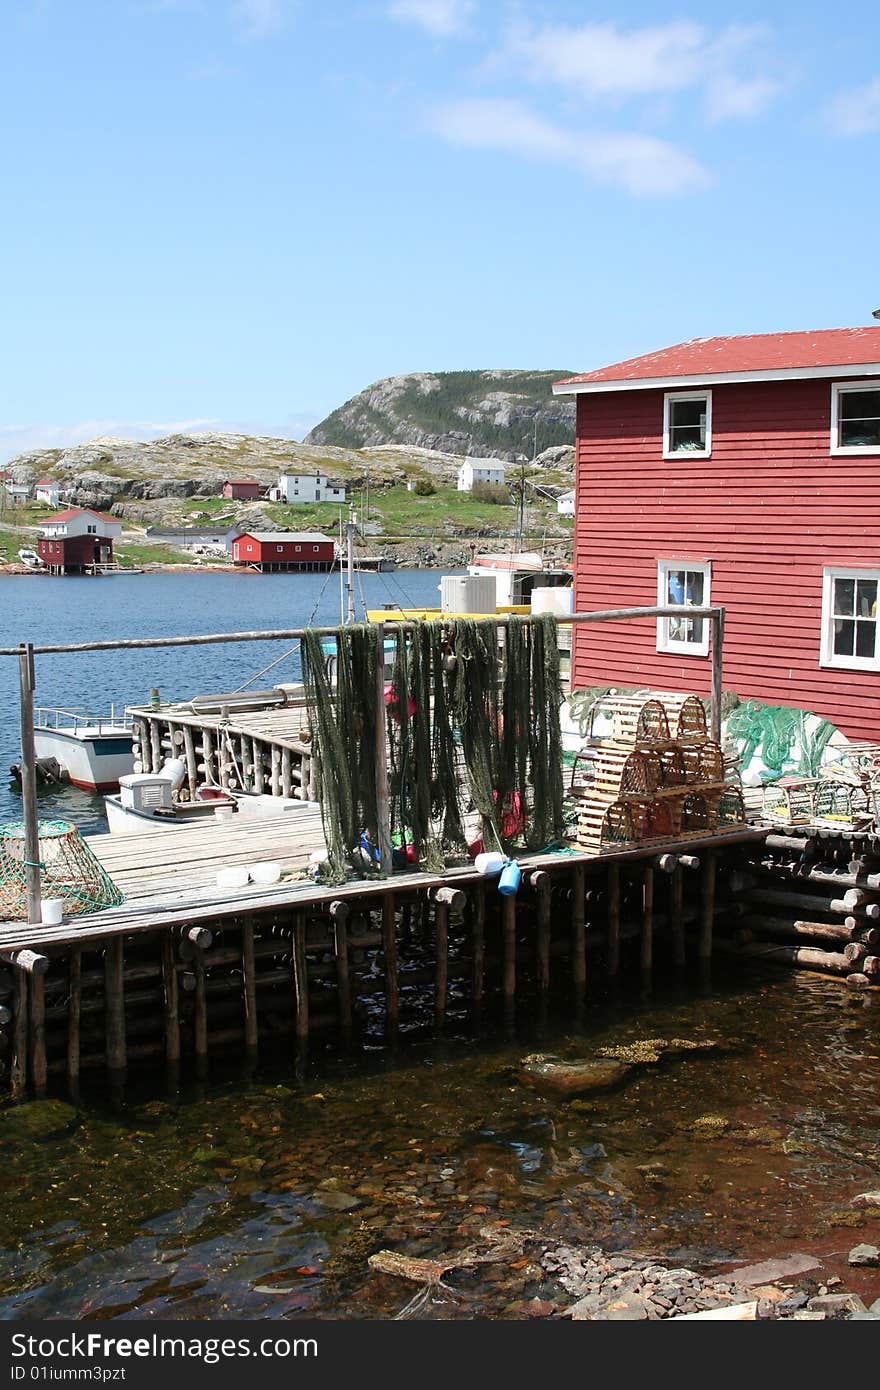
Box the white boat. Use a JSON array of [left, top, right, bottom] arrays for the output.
[[104, 773, 318, 835], [466, 549, 572, 607], [18, 548, 45, 569], [33, 707, 135, 792]]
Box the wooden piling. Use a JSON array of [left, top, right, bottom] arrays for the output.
[[671, 864, 686, 967], [641, 864, 654, 975], [67, 948, 81, 1089], [242, 921, 258, 1051], [11, 967, 27, 1099], [382, 893, 399, 1028], [607, 862, 621, 976], [330, 901, 352, 1038], [471, 882, 486, 1005], [182, 724, 198, 797], [570, 863, 587, 1001], [281, 748, 293, 798], [193, 947, 207, 1067], [161, 933, 180, 1065], [530, 871, 551, 994], [31, 972, 47, 1096], [105, 937, 126, 1074], [149, 720, 162, 774], [431, 887, 462, 1025], [502, 895, 517, 1002], [699, 852, 717, 961], [292, 910, 309, 1040]]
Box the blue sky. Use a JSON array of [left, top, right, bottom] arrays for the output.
[[1, 0, 879, 461]]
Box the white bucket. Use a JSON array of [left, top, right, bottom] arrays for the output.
[[250, 861, 281, 885], [40, 897, 64, 925], [474, 851, 506, 876], [216, 865, 250, 889]]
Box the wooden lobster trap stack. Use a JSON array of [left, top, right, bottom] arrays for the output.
[[573, 690, 746, 854]]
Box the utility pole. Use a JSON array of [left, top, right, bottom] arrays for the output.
[[345, 504, 356, 625]]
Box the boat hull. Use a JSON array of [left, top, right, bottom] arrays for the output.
[[33, 728, 134, 792]]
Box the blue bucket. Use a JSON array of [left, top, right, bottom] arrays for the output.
[[498, 859, 521, 896]]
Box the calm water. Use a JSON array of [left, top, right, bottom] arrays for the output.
[[0, 568, 449, 829], [0, 969, 878, 1319], [0, 570, 878, 1320]]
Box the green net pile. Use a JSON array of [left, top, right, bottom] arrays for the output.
[[725, 701, 836, 778], [303, 615, 565, 882], [0, 819, 125, 921]]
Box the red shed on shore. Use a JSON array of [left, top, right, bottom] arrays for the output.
[[554, 326, 880, 741], [222, 479, 262, 500], [37, 507, 123, 574], [232, 531, 334, 572]]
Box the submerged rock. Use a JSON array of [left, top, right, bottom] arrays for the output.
[[518, 1055, 634, 1097], [0, 1099, 78, 1144], [519, 1037, 721, 1098], [848, 1244, 880, 1267]]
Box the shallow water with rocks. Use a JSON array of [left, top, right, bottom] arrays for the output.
[[0, 961, 878, 1319]]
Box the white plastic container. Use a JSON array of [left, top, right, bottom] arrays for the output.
[[40, 897, 64, 925], [474, 851, 505, 876], [216, 865, 250, 889], [250, 861, 281, 885]]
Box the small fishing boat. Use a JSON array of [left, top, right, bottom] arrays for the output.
[[31, 706, 135, 791], [103, 769, 317, 834], [17, 547, 45, 569]]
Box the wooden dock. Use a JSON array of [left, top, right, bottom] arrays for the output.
[[129, 699, 318, 801], [0, 815, 768, 1099]]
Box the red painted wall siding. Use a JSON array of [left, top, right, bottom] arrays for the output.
[[572, 377, 880, 740], [37, 535, 111, 566], [223, 483, 261, 500], [233, 535, 334, 564]]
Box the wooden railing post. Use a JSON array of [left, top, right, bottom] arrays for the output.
[[18, 642, 42, 924]]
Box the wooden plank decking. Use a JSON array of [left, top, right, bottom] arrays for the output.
[[0, 812, 767, 953]]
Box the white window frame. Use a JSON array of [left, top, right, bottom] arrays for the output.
[[820, 566, 880, 670], [830, 379, 880, 455], [662, 390, 712, 459], [656, 559, 711, 657]]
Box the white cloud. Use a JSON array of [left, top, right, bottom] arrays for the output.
[[497, 19, 779, 121], [229, 0, 289, 38], [828, 78, 880, 135], [429, 97, 709, 196], [388, 0, 474, 39], [705, 74, 780, 122]]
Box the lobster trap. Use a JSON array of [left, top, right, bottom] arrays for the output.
[[0, 819, 124, 922]]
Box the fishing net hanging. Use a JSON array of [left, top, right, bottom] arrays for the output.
[[304, 614, 565, 881], [301, 625, 381, 883], [0, 819, 125, 921]]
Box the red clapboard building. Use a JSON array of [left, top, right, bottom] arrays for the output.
[[38, 507, 123, 574], [231, 531, 334, 572], [553, 326, 880, 741], [222, 479, 263, 500]]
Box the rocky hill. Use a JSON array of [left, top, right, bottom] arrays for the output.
[[306, 370, 576, 460], [3, 433, 487, 520]]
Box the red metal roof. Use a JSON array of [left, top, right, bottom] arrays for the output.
[[43, 506, 120, 525], [555, 326, 880, 391], [35, 479, 57, 486]]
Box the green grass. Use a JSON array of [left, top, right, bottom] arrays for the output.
[[182, 496, 237, 516], [115, 541, 205, 568]]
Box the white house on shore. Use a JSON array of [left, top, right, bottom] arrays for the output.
[[456, 458, 507, 492], [557, 489, 575, 517], [269, 471, 346, 505], [3, 480, 31, 506], [35, 480, 61, 508]]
